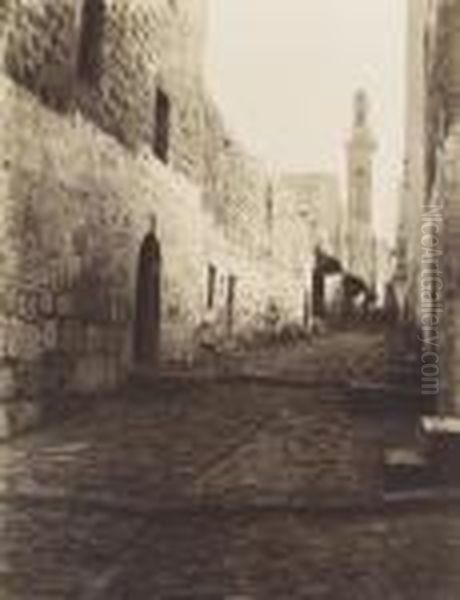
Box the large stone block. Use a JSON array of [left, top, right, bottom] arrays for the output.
[[21, 322, 42, 360], [5, 317, 21, 359], [0, 400, 42, 440], [0, 366, 16, 400], [58, 320, 86, 355], [0, 315, 7, 359], [4, 0, 77, 111], [56, 293, 74, 318], [16, 290, 38, 321], [41, 319, 58, 352], [0, 406, 8, 440], [38, 290, 55, 317], [69, 354, 109, 393]]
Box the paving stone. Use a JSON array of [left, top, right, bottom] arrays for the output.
[[0, 330, 455, 598]]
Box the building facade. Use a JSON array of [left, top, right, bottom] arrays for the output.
[[401, 0, 460, 415], [0, 0, 314, 435], [276, 173, 343, 257], [396, 0, 430, 320]]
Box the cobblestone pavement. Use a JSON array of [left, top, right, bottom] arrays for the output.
[[2, 500, 460, 599], [1, 330, 387, 509], [1, 328, 457, 599], [201, 328, 388, 384]]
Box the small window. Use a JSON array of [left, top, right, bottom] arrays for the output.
[[154, 88, 171, 162], [77, 0, 105, 83], [265, 184, 274, 231], [207, 264, 217, 309]]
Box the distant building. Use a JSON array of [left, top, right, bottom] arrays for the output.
[[273, 172, 344, 324], [274, 172, 343, 258]]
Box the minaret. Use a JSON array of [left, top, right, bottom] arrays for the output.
[[346, 90, 377, 281], [347, 90, 377, 226]]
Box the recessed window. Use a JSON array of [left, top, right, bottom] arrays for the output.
[[265, 184, 274, 231], [154, 88, 171, 163], [77, 0, 105, 84], [207, 264, 217, 309]]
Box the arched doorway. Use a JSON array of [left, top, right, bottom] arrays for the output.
[[312, 265, 325, 319], [133, 230, 161, 369]]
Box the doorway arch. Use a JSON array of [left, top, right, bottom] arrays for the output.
[[133, 231, 161, 368]]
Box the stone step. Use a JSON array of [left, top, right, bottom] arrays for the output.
[[384, 462, 440, 492], [387, 355, 419, 368], [386, 364, 419, 376], [386, 365, 419, 380], [382, 415, 450, 492], [420, 417, 460, 486], [385, 447, 428, 468]]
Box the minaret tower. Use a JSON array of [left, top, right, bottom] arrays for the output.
[[347, 90, 377, 226], [346, 90, 377, 281]]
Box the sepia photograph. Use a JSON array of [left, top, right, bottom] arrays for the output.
[[0, 0, 458, 597]]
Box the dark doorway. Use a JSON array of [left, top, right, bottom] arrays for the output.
[[312, 248, 343, 319], [133, 232, 161, 368], [312, 266, 325, 319], [226, 275, 237, 335], [303, 287, 311, 328], [207, 264, 217, 310]]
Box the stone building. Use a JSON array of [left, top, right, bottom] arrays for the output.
[[374, 237, 396, 308], [395, 0, 430, 320], [424, 0, 460, 416], [0, 0, 313, 436], [275, 172, 343, 258], [346, 90, 377, 289], [400, 0, 460, 415], [274, 172, 344, 321]]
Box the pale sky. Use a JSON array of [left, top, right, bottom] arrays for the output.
[[204, 0, 407, 243]]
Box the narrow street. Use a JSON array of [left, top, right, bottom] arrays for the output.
[[0, 328, 459, 599], [1, 0, 459, 597]]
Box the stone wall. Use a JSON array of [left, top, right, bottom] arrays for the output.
[[275, 172, 343, 260], [0, 0, 310, 434], [3, 0, 208, 178], [347, 219, 376, 287], [409, 0, 460, 415], [0, 73, 207, 435], [200, 99, 307, 338]]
